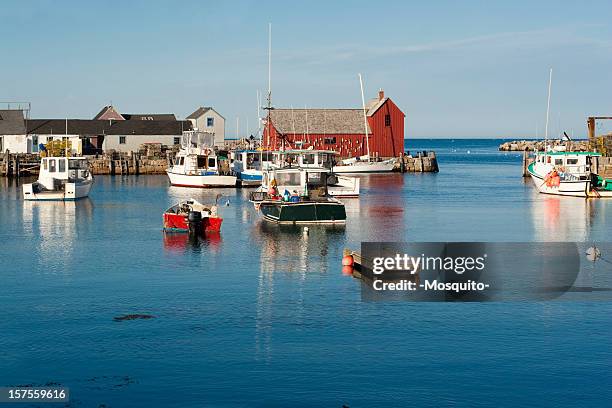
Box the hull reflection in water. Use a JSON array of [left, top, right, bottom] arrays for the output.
[[21, 198, 94, 275], [530, 195, 593, 242], [162, 231, 222, 254], [252, 222, 346, 361]]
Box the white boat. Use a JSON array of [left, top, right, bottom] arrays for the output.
[[527, 151, 596, 197], [527, 69, 612, 198], [325, 74, 398, 174], [167, 130, 237, 188], [256, 161, 359, 198], [231, 150, 275, 186], [332, 155, 396, 173], [266, 150, 360, 197], [23, 156, 93, 201]]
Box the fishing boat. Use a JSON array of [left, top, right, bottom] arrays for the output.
[[23, 156, 93, 201], [249, 167, 346, 224], [267, 150, 360, 196], [528, 69, 612, 198], [528, 151, 599, 197], [167, 130, 237, 188], [231, 150, 274, 186], [163, 197, 223, 234]]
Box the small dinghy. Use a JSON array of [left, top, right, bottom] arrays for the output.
[[163, 197, 223, 235]]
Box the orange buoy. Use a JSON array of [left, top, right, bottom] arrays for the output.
[[342, 265, 354, 276], [342, 255, 354, 266]]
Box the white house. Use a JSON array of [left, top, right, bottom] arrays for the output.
[[186, 107, 225, 147], [0, 109, 28, 153]]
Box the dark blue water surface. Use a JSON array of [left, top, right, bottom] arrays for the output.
[[1, 139, 610, 407]]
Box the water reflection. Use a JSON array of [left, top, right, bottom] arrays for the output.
[[252, 221, 346, 360], [530, 195, 593, 242], [21, 198, 94, 275], [162, 231, 222, 254]]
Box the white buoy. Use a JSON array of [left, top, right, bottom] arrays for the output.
[[303, 227, 309, 235], [586, 246, 601, 262]]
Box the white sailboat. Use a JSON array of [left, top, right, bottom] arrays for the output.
[[166, 130, 237, 188], [330, 73, 396, 174]]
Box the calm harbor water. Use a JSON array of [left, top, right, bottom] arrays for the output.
[[1, 139, 610, 407]]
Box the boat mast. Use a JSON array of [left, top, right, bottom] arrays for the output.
[[264, 23, 272, 151], [358, 73, 370, 161], [544, 68, 552, 160]]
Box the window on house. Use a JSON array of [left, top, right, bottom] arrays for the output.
[[174, 137, 181, 145], [43, 159, 48, 170], [207, 117, 214, 127], [324, 137, 336, 145], [58, 158, 66, 172], [32, 136, 38, 152], [49, 159, 56, 173], [119, 136, 126, 144], [567, 158, 578, 165], [385, 114, 391, 126], [555, 159, 563, 165]]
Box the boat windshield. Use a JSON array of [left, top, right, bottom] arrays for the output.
[[275, 172, 300, 186], [68, 159, 88, 170], [306, 172, 325, 186]]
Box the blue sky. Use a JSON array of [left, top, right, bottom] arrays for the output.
[[1, 0, 611, 138]]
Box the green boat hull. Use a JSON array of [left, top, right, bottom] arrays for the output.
[[259, 201, 346, 224]]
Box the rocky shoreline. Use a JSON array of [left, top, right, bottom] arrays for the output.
[[499, 140, 590, 151]]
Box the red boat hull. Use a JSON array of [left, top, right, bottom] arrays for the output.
[[163, 212, 223, 233]]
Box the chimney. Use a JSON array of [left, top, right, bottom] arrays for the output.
[[378, 89, 385, 101]]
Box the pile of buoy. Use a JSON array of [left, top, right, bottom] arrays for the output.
[[342, 254, 354, 276], [544, 170, 561, 188]]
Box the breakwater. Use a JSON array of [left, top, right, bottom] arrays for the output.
[[398, 151, 439, 172], [499, 140, 590, 151]]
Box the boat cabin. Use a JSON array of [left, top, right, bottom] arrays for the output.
[[262, 167, 333, 199], [232, 150, 274, 173], [271, 149, 337, 170], [38, 157, 90, 188], [534, 151, 600, 178]]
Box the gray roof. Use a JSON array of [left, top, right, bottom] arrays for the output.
[[270, 109, 371, 135], [122, 113, 177, 121], [26, 119, 192, 136], [187, 106, 225, 120], [0, 110, 26, 134], [186, 107, 212, 119]]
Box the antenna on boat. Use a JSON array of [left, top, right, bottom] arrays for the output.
[[358, 73, 371, 162], [544, 68, 552, 159]]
